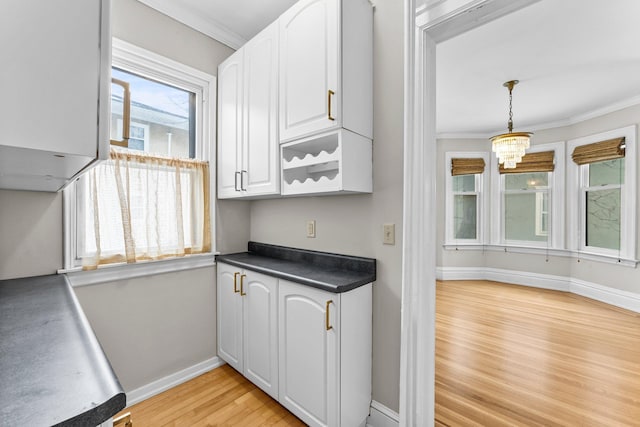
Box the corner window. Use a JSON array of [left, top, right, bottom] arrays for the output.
[[63, 39, 216, 270], [445, 153, 489, 245], [568, 127, 635, 260]]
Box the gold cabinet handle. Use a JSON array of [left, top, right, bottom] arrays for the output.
[[233, 272, 240, 293], [325, 300, 334, 331], [110, 78, 131, 147], [240, 274, 247, 296], [328, 90, 335, 121], [114, 412, 133, 427]]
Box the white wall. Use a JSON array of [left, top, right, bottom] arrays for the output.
[[437, 104, 640, 294], [0, 0, 250, 394], [0, 190, 62, 279], [250, 0, 404, 412]]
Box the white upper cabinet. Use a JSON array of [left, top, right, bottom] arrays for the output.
[[217, 50, 244, 198], [279, 0, 372, 143], [217, 23, 280, 199], [0, 0, 111, 192]]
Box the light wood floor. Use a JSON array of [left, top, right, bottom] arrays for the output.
[[436, 280, 640, 426], [115, 364, 305, 426], [117, 280, 640, 426]]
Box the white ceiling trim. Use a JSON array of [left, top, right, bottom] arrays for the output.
[[136, 0, 246, 49], [437, 95, 640, 140]]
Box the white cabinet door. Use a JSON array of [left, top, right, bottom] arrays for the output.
[[218, 24, 280, 199], [243, 271, 279, 399], [1, 0, 102, 156], [279, 0, 340, 142], [217, 263, 279, 398], [217, 263, 243, 371], [217, 51, 244, 198], [0, 0, 110, 192], [278, 280, 339, 427], [243, 23, 280, 197]]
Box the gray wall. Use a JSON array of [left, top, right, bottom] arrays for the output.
[[437, 104, 640, 295], [250, 0, 404, 412], [0, 0, 250, 393]]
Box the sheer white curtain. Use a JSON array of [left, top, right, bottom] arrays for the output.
[[82, 149, 211, 269]]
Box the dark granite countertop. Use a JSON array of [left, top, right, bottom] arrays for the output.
[[216, 242, 376, 293], [0, 274, 125, 426]]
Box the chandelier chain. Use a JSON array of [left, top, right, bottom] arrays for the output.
[[508, 85, 514, 133]]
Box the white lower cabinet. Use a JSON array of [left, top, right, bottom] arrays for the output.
[[217, 263, 278, 398], [217, 262, 372, 427], [278, 280, 372, 427]]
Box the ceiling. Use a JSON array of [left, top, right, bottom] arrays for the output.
[[436, 0, 640, 136], [138, 0, 640, 137], [136, 0, 297, 48]]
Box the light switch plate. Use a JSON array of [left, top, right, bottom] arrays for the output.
[[307, 220, 316, 238], [383, 223, 395, 245]]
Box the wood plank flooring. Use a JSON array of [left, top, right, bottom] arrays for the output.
[[436, 280, 640, 426], [114, 364, 305, 426], [116, 280, 640, 426]]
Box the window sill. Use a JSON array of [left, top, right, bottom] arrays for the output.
[[59, 253, 217, 287], [442, 244, 637, 267]]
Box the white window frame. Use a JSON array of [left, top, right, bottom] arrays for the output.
[[567, 125, 636, 260], [61, 38, 217, 283], [444, 151, 490, 246], [534, 192, 549, 237], [490, 141, 565, 249]]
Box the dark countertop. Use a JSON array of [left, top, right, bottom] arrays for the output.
[[216, 242, 376, 293], [0, 274, 125, 426]]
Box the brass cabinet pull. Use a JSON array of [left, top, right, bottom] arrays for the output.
[[240, 274, 247, 296], [328, 90, 335, 121], [113, 412, 133, 427], [233, 272, 240, 293], [110, 78, 131, 147], [325, 300, 334, 330]]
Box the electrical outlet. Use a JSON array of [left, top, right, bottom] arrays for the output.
[[383, 223, 395, 245], [307, 220, 316, 238]]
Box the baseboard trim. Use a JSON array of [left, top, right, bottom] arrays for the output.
[[436, 266, 569, 291], [367, 400, 399, 427], [570, 279, 640, 313], [125, 356, 225, 407], [437, 266, 640, 313]]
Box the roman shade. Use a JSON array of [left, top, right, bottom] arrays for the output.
[[499, 150, 555, 174], [451, 158, 486, 176], [572, 137, 626, 165]]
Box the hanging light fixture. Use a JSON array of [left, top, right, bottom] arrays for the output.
[[490, 80, 532, 169]]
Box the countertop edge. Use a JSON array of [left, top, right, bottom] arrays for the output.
[[216, 253, 376, 293]]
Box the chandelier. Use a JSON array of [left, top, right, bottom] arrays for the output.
[[490, 80, 532, 169]]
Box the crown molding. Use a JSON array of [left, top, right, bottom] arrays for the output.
[[437, 95, 640, 140], [136, 0, 246, 49]]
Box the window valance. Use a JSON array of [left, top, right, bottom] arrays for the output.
[[499, 150, 555, 174], [571, 137, 625, 165], [451, 158, 486, 176]]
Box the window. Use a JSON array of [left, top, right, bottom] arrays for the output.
[[502, 172, 550, 244], [584, 159, 623, 250], [489, 143, 565, 248], [445, 152, 489, 245], [64, 39, 216, 270], [568, 126, 636, 259]]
